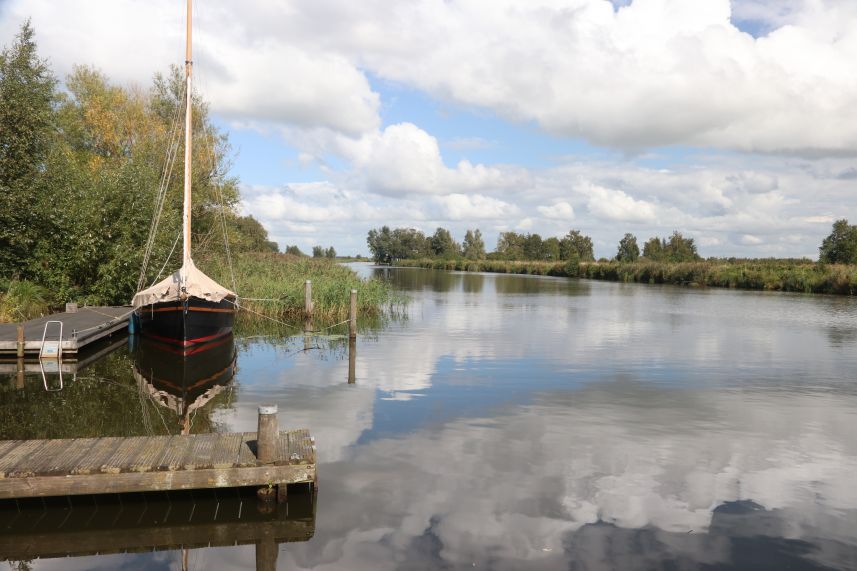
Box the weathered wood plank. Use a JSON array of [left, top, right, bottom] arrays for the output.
[[0, 463, 316, 499], [10, 439, 77, 477], [276, 431, 290, 465], [102, 436, 163, 474], [154, 434, 194, 471], [32, 438, 98, 476], [70, 438, 124, 475], [210, 433, 243, 469], [181, 434, 220, 470], [0, 440, 20, 460], [129, 435, 173, 472], [0, 441, 47, 478], [236, 432, 258, 467]]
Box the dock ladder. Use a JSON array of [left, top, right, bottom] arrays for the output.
[[39, 320, 64, 391]]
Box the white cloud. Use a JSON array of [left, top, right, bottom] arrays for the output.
[[584, 183, 657, 223], [537, 201, 575, 220], [434, 193, 520, 221]]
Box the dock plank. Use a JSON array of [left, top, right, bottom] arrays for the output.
[[210, 433, 243, 469], [155, 436, 194, 471], [36, 438, 99, 476], [70, 438, 124, 475], [102, 436, 165, 474], [0, 441, 47, 478], [181, 434, 220, 470], [236, 433, 257, 467], [10, 439, 74, 477], [0, 306, 131, 355], [129, 436, 174, 472]]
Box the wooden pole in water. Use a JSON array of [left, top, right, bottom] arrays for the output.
[[304, 280, 313, 316], [255, 536, 278, 571], [15, 358, 24, 389], [16, 325, 24, 358], [257, 404, 278, 464], [349, 289, 357, 339], [348, 337, 356, 384]]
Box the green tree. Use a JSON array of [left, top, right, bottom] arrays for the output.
[[819, 219, 857, 264], [616, 233, 640, 262], [325, 246, 336, 259], [643, 232, 700, 262], [462, 229, 486, 260], [543, 237, 561, 260], [312, 245, 324, 258], [0, 21, 57, 277], [559, 230, 594, 261], [430, 227, 459, 258], [523, 233, 544, 260], [642, 236, 665, 260], [496, 231, 525, 260], [284, 245, 305, 256]]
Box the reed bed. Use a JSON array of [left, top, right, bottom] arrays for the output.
[[0, 279, 51, 322], [204, 252, 401, 322], [396, 258, 857, 295]]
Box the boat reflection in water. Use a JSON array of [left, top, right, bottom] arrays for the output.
[[132, 334, 237, 433]]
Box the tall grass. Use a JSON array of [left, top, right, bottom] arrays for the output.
[[396, 258, 857, 295], [203, 252, 402, 322], [0, 280, 51, 322]]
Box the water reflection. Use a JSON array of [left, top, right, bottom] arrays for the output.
[[132, 335, 237, 432]]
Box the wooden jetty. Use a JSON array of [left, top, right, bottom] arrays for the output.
[[0, 406, 315, 501], [0, 488, 315, 562], [0, 305, 131, 356]]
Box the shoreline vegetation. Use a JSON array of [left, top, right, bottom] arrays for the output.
[[395, 258, 857, 295], [0, 23, 393, 324]]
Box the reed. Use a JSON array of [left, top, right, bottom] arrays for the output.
[[202, 252, 402, 322], [396, 258, 857, 295], [0, 279, 51, 322]]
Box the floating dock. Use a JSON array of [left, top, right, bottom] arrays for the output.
[[0, 407, 315, 501], [0, 306, 131, 356]]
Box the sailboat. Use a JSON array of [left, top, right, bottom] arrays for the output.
[[131, 0, 236, 346]]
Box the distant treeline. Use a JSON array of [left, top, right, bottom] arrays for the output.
[[366, 225, 701, 264], [0, 22, 280, 309]]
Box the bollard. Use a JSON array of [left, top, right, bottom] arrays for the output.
[[16, 325, 24, 358], [257, 404, 278, 464], [349, 289, 357, 338], [304, 280, 313, 316]]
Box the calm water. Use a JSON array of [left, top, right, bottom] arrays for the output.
[[2, 265, 857, 570]]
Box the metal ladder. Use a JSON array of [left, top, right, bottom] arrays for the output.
[[39, 320, 64, 391]]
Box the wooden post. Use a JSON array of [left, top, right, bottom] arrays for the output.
[[16, 358, 25, 389], [349, 289, 357, 338], [348, 337, 356, 384], [257, 404, 278, 464], [16, 325, 24, 358], [255, 536, 278, 571], [304, 280, 313, 316]]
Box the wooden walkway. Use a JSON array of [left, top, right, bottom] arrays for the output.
[[0, 428, 316, 500], [0, 306, 131, 355]]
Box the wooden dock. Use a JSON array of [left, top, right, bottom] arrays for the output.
[[0, 407, 315, 501], [0, 306, 131, 355]]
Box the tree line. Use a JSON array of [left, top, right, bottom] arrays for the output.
[[366, 226, 702, 264], [0, 21, 278, 305]]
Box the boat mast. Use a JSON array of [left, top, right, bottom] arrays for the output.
[[182, 0, 193, 266]]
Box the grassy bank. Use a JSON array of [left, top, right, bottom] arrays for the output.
[[397, 258, 857, 295], [205, 252, 400, 322]]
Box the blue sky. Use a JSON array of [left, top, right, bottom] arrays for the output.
[[3, 0, 856, 258]]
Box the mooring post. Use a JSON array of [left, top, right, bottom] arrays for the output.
[[348, 337, 356, 384], [16, 358, 25, 389], [304, 280, 313, 316], [349, 289, 357, 339], [16, 325, 24, 358], [257, 404, 278, 464], [255, 536, 278, 571]]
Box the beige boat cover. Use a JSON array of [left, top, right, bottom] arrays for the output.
[[131, 259, 235, 308]]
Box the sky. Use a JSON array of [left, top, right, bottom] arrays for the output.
[[1, 0, 856, 259]]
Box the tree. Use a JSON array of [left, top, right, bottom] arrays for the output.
[[430, 227, 459, 258], [325, 246, 336, 259], [543, 237, 561, 260], [643, 232, 700, 262], [819, 219, 857, 264], [0, 21, 57, 277], [523, 233, 544, 260], [643, 237, 665, 260], [616, 233, 640, 262], [496, 231, 525, 260], [367, 226, 430, 262], [559, 230, 594, 261], [462, 229, 486, 260], [284, 245, 305, 256], [312, 245, 324, 258]]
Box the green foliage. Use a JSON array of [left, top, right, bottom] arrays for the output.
[[325, 246, 336, 259], [367, 226, 431, 262], [204, 252, 401, 321], [0, 20, 57, 277], [643, 231, 700, 262], [430, 227, 459, 258], [462, 229, 486, 260], [396, 258, 857, 295], [312, 245, 324, 257], [616, 233, 640, 262], [819, 219, 857, 264], [284, 245, 306, 256], [559, 230, 595, 261], [0, 279, 50, 321]]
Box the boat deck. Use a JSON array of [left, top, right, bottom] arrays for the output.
[[0, 306, 131, 355]]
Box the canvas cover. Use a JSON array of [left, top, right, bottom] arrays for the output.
[[132, 259, 235, 308]]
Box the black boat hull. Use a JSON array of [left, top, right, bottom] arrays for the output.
[[137, 297, 235, 346]]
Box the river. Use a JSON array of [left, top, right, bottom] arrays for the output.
[[1, 264, 856, 570]]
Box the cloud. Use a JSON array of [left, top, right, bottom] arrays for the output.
[[433, 193, 520, 221], [584, 184, 657, 223], [537, 201, 575, 220]]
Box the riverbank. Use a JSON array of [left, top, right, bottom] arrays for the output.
[[0, 254, 399, 323], [396, 258, 857, 295]]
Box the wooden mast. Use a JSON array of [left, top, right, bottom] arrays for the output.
[[182, 0, 193, 266]]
